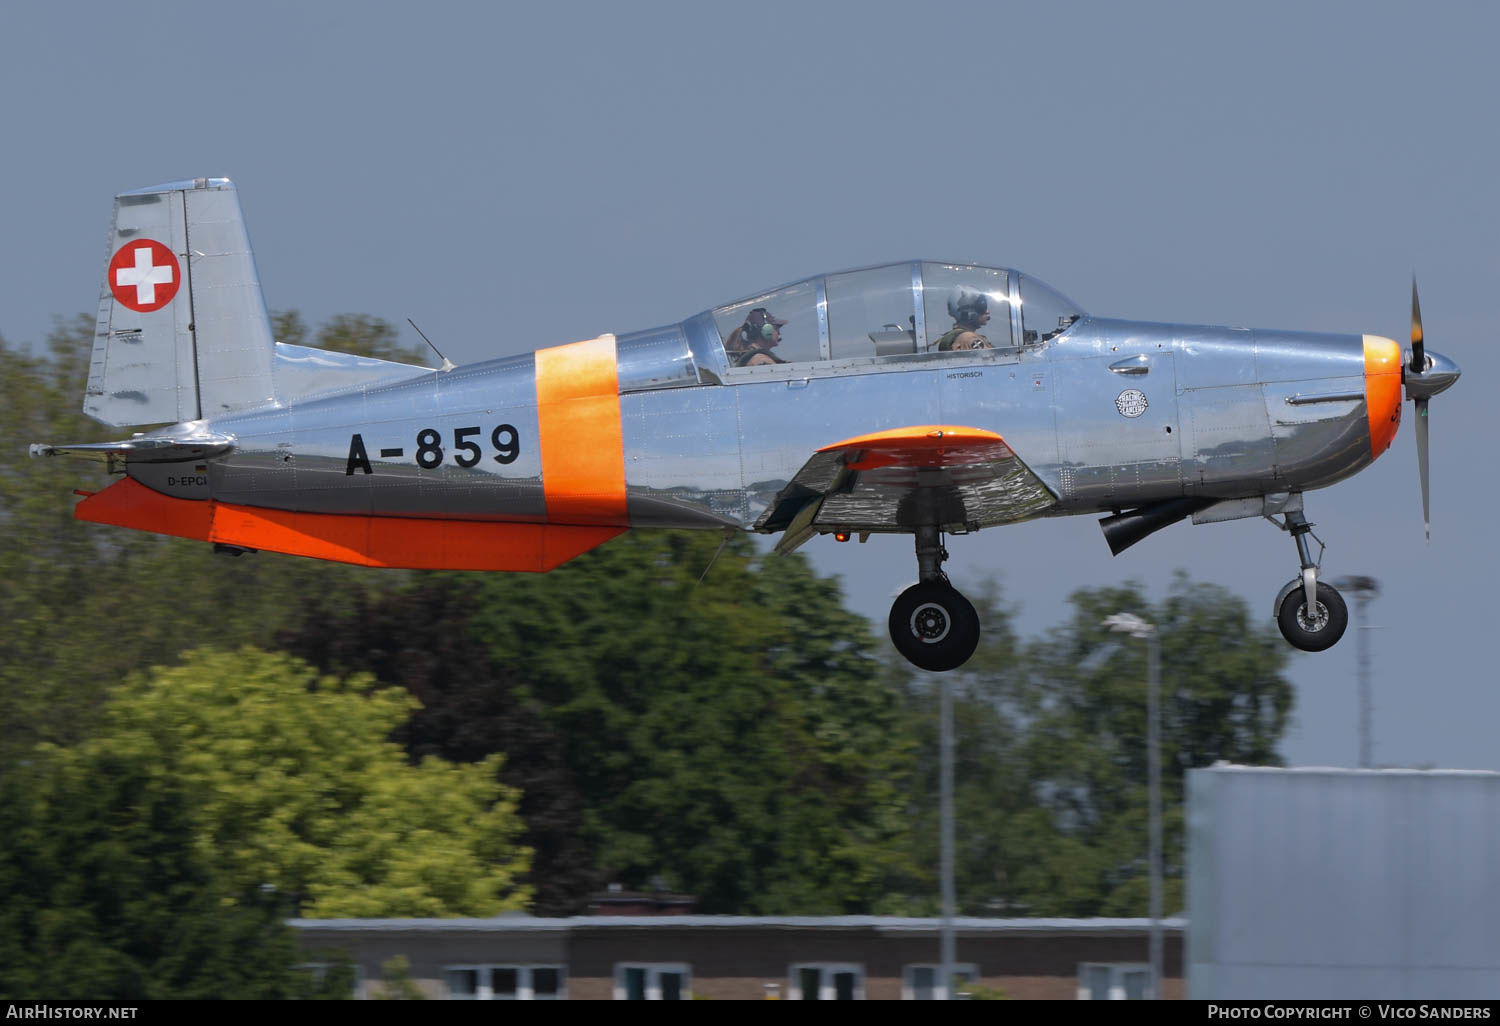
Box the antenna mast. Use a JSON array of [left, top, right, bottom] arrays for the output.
[[408, 318, 456, 372]]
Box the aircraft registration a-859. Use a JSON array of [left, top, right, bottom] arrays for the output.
[[32, 178, 1460, 671]]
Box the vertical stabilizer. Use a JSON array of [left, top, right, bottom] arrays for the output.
[[86, 178, 275, 427]]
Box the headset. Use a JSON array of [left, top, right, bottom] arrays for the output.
[[744, 308, 780, 342]]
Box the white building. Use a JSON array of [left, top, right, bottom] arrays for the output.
[[1188, 764, 1500, 998]]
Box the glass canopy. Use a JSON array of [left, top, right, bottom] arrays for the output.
[[706, 261, 1084, 369]]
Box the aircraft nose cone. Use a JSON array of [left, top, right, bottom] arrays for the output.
[[1407, 350, 1460, 399]]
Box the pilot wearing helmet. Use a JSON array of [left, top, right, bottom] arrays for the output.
[[933, 286, 993, 351], [734, 307, 789, 367]]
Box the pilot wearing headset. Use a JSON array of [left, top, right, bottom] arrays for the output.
[[933, 286, 993, 351], [734, 307, 789, 367]]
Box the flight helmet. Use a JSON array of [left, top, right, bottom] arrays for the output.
[[948, 286, 989, 329]]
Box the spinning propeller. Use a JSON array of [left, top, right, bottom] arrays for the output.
[[1404, 278, 1461, 542]]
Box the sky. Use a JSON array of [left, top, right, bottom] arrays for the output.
[[3, 1, 1496, 770]]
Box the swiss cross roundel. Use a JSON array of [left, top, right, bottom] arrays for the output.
[[108, 239, 181, 313]]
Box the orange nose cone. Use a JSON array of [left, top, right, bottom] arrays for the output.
[[1363, 334, 1403, 459]]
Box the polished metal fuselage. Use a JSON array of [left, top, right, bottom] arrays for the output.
[[128, 313, 1386, 535]]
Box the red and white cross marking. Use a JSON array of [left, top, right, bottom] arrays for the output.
[[108, 239, 181, 313]]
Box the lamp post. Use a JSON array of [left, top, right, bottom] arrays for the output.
[[1102, 612, 1162, 1000], [940, 670, 956, 1000], [1332, 575, 1380, 768]]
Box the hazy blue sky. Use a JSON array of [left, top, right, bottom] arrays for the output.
[[4, 1, 1495, 769]]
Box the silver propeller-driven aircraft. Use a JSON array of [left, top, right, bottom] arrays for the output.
[[33, 178, 1460, 671]]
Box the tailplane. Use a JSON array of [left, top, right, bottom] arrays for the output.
[[87, 177, 275, 427]]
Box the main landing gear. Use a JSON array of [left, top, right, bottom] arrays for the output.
[[1271, 508, 1348, 652], [888, 526, 981, 672]]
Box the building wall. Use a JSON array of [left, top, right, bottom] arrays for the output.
[[1188, 765, 1500, 999], [299, 928, 568, 999], [296, 920, 1184, 999]]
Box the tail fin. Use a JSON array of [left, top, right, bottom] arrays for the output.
[[86, 177, 275, 427]]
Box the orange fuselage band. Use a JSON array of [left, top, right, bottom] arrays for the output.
[[534, 335, 629, 526], [1363, 335, 1403, 460]]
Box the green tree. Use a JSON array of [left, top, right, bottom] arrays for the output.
[[0, 316, 400, 766], [273, 310, 429, 364], [877, 585, 1042, 916], [373, 956, 427, 1000], [0, 318, 113, 757], [284, 531, 918, 915], [885, 574, 1292, 918], [281, 576, 596, 916], [1018, 575, 1290, 916], [0, 745, 348, 999], [61, 647, 533, 918]]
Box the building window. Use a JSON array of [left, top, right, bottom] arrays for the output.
[[443, 964, 566, 1000], [902, 963, 977, 1000], [615, 963, 691, 1000], [789, 963, 863, 1000], [1077, 963, 1151, 1000]]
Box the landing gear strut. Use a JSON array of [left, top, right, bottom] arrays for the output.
[[888, 526, 980, 672], [1272, 508, 1348, 652]]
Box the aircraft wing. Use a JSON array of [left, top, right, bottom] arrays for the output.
[[756, 425, 1058, 554]]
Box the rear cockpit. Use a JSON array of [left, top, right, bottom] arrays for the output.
[[615, 261, 1087, 391]]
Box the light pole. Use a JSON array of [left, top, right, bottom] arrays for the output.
[[940, 670, 956, 1000], [1102, 612, 1162, 1000], [1332, 575, 1380, 768]]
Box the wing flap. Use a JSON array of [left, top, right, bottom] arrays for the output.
[[758, 424, 1057, 539]]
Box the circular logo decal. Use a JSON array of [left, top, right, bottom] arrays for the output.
[[1115, 389, 1149, 418], [108, 239, 181, 313]]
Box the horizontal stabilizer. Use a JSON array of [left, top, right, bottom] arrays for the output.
[[30, 432, 235, 464]]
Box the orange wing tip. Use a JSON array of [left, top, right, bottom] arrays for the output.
[[819, 425, 1013, 472], [75, 477, 620, 572], [819, 425, 1005, 452]]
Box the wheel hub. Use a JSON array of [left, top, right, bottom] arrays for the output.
[[1296, 601, 1329, 633], [910, 602, 951, 643]]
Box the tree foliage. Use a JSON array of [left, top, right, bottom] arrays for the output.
[[886, 573, 1292, 918], [0, 742, 349, 999], [0, 320, 387, 766], [271, 310, 429, 365], [63, 647, 532, 918], [283, 530, 917, 915]]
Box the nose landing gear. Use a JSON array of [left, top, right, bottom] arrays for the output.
[[888, 526, 981, 671], [1271, 507, 1349, 652]]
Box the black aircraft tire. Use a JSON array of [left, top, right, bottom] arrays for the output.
[[1276, 580, 1349, 652], [888, 582, 981, 672]]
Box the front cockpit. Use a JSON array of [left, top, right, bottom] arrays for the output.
[[615, 261, 1087, 391]]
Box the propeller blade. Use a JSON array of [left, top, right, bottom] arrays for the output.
[[1410, 276, 1426, 376], [1416, 396, 1430, 543]]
